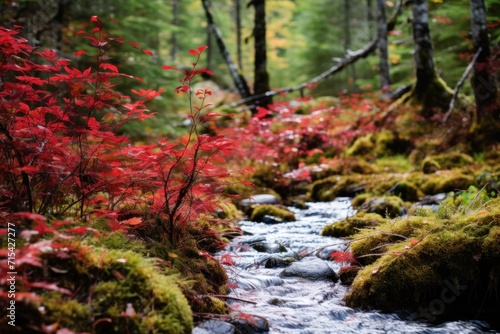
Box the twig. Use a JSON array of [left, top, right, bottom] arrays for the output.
[[208, 294, 257, 304], [228, 38, 378, 108], [443, 47, 482, 124]]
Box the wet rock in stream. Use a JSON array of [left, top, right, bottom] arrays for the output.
[[280, 258, 339, 281], [192, 320, 235, 334]]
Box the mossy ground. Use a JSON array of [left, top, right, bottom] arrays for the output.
[[0, 244, 193, 334]]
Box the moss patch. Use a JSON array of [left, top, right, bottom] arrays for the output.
[[1, 247, 193, 334], [322, 212, 387, 238], [249, 204, 296, 222]]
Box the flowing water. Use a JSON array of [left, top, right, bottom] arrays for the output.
[[219, 198, 498, 334]]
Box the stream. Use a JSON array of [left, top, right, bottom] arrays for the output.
[[219, 198, 499, 334]]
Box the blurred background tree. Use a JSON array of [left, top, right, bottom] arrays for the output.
[[1, 0, 499, 136]]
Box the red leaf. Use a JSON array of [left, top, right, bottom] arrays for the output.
[[19, 165, 40, 173], [99, 63, 119, 73], [12, 212, 46, 221], [120, 217, 143, 226], [197, 45, 208, 53], [254, 107, 269, 119], [330, 251, 356, 264], [188, 49, 199, 56], [161, 65, 179, 71], [129, 41, 141, 48], [175, 85, 190, 94], [66, 226, 98, 236], [74, 50, 86, 56], [220, 253, 234, 266], [142, 49, 153, 56]]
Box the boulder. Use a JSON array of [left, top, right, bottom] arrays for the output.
[[280, 258, 339, 281]]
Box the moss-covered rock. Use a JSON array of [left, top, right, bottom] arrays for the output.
[[344, 197, 500, 323], [346, 134, 375, 156], [1, 248, 193, 334], [322, 212, 387, 238], [388, 181, 422, 202], [309, 175, 366, 201], [421, 157, 441, 174], [350, 215, 440, 265], [359, 195, 406, 218], [249, 204, 296, 222], [420, 172, 475, 195]]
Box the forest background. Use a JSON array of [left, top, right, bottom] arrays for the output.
[[3, 0, 499, 139]]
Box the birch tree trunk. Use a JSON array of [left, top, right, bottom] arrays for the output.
[[377, 0, 391, 93], [470, 0, 499, 125], [252, 0, 272, 107]]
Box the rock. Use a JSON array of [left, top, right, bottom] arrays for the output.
[[360, 195, 406, 218], [253, 243, 287, 253], [239, 236, 267, 246], [280, 258, 339, 281], [261, 215, 283, 224], [192, 320, 235, 334], [338, 265, 361, 285], [240, 194, 279, 207], [231, 315, 269, 333], [263, 255, 296, 268]]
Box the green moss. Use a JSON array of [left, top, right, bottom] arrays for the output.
[[344, 197, 500, 322], [309, 175, 366, 201], [346, 134, 375, 156], [421, 172, 475, 195], [430, 152, 474, 169], [35, 249, 193, 334], [351, 193, 371, 208], [374, 131, 413, 157], [350, 216, 440, 265], [421, 157, 440, 174], [389, 181, 422, 202], [322, 212, 387, 238], [250, 204, 296, 222], [41, 292, 90, 330], [217, 202, 241, 220], [89, 230, 146, 254], [375, 155, 415, 173]]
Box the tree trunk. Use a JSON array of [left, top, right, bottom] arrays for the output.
[[9, 0, 68, 48], [344, 0, 357, 83], [412, 0, 436, 98], [377, 0, 391, 93], [367, 0, 374, 40], [252, 0, 272, 108], [470, 0, 499, 125], [171, 0, 179, 61], [409, 0, 452, 111], [235, 0, 243, 70], [201, 0, 252, 100]]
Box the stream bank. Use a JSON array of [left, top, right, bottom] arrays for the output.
[[201, 199, 498, 334]]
